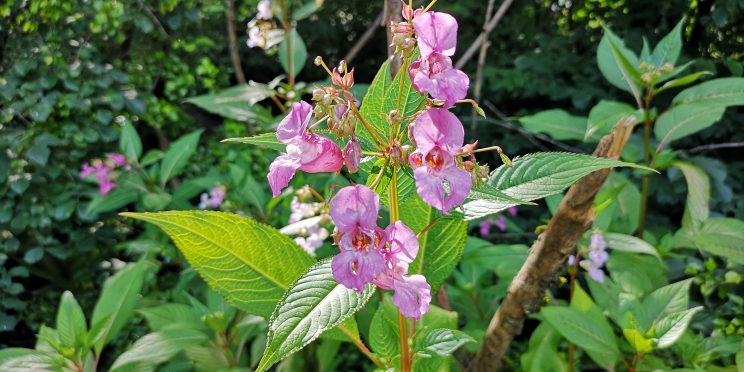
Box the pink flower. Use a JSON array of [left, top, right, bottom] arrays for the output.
[[107, 153, 128, 168], [408, 109, 472, 213], [408, 53, 469, 107], [343, 139, 362, 173], [268, 101, 343, 197], [478, 220, 492, 237], [412, 11, 458, 58], [99, 178, 116, 195], [79, 163, 96, 179], [257, 0, 272, 20], [330, 185, 385, 292]]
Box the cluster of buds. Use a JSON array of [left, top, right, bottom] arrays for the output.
[[246, 0, 284, 50], [311, 58, 358, 137], [79, 153, 130, 196], [639, 61, 675, 84]]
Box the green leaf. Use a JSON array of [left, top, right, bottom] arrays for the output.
[[222, 133, 285, 151], [418, 328, 474, 357], [518, 109, 587, 141], [401, 196, 467, 293], [604, 232, 660, 258], [464, 152, 648, 220], [672, 77, 744, 107], [542, 306, 620, 368], [122, 211, 315, 317], [110, 329, 209, 371], [462, 184, 535, 221], [278, 29, 308, 77], [357, 60, 393, 147], [56, 291, 87, 351], [87, 187, 139, 214], [26, 143, 50, 166], [292, 0, 324, 20], [119, 122, 142, 162], [673, 161, 710, 230], [607, 252, 667, 297], [139, 150, 164, 167], [0, 349, 61, 370], [655, 71, 713, 94], [369, 296, 400, 364], [680, 218, 744, 264], [89, 261, 146, 354], [586, 100, 637, 141], [642, 278, 693, 330], [653, 306, 703, 349], [256, 258, 374, 372], [623, 328, 654, 353], [521, 322, 567, 372], [649, 18, 685, 67], [159, 130, 202, 186], [138, 304, 205, 332], [186, 83, 275, 121], [654, 104, 725, 146], [597, 27, 641, 96]]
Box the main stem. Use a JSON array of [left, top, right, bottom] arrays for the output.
[[637, 91, 654, 237], [389, 168, 411, 372]]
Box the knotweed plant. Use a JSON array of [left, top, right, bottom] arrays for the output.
[[123, 1, 650, 370]]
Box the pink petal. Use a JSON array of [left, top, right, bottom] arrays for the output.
[[331, 249, 385, 292], [413, 11, 458, 58], [413, 165, 471, 213], [330, 185, 380, 232], [276, 101, 313, 143], [343, 139, 362, 173], [383, 221, 419, 267], [412, 108, 464, 156], [298, 134, 343, 173], [392, 274, 431, 319], [267, 154, 301, 197]]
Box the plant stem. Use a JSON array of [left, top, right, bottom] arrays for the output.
[[567, 260, 577, 371], [280, 0, 295, 89], [339, 325, 383, 368], [389, 169, 411, 371], [350, 103, 386, 148], [637, 90, 654, 237]]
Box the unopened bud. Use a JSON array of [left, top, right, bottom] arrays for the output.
[[641, 72, 652, 83], [462, 161, 474, 172], [312, 88, 324, 100], [322, 93, 334, 105], [661, 63, 674, 72], [639, 61, 649, 71], [314, 56, 323, 66]]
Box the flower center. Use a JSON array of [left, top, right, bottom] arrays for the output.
[[425, 147, 446, 171]]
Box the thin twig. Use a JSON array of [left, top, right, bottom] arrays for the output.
[[226, 0, 246, 84], [345, 11, 385, 64], [687, 141, 744, 154], [455, 0, 515, 69], [470, 0, 497, 131]]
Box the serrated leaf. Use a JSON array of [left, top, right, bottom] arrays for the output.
[[256, 258, 374, 371], [121, 211, 315, 317], [160, 130, 202, 186], [222, 133, 285, 151], [110, 329, 208, 371], [586, 100, 637, 141], [119, 122, 142, 162], [518, 109, 587, 141], [674, 161, 710, 230], [89, 262, 146, 354], [56, 291, 87, 351], [642, 278, 693, 330], [369, 296, 400, 363], [418, 328, 474, 357], [650, 18, 685, 67], [461, 184, 535, 220], [653, 306, 703, 349], [654, 104, 725, 146], [401, 196, 467, 293], [604, 232, 660, 258], [463, 152, 647, 220], [186, 83, 274, 122], [672, 77, 744, 107]]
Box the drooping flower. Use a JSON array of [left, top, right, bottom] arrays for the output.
[[579, 231, 608, 283], [343, 139, 362, 173], [408, 108, 472, 213], [256, 0, 272, 20], [268, 101, 344, 197], [408, 11, 469, 106]]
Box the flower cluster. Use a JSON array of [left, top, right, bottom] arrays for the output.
[[79, 153, 130, 196], [330, 185, 431, 319], [279, 189, 331, 256], [198, 185, 226, 209], [479, 207, 517, 237], [569, 231, 608, 283], [246, 0, 283, 50]]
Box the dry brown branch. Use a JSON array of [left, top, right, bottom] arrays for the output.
[[466, 116, 637, 371], [455, 0, 515, 69]]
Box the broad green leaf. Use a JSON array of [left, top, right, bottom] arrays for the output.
[[0, 349, 62, 371], [418, 328, 474, 357], [521, 322, 567, 372], [518, 109, 587, 141], [654, 104, 725, 146], [607, 252, 667, 297], [597, 27, 641, 96], [604, 232, 660, 258], [464, 152, 648, 220], [369, 296, 400, 364], [642, 278, 693, 330], [89, 261, 146, 354], [542, 306, 620, 368], [110, 329, 208, 371], [655, 71, 713, 94], [138, 304, 205, 332], [292, 0, 324, 20], [139, 150, 164, 167], [122, 211, 315, 317], [586, 100, 637, 141], [56, 291, 87, 350], [119, 122, 142, 162], [674, 161, 710, 230], [160, 130, 202, 186], [357, 60, 392, 147], [222, 133, 285, 151], [679, 218, 744, 265], [672, 77, 744, 107], [461, 184, 535, 220], [594, 172, 641, 234], [256, 258, 374, 372], [382, 54, 426, 135], [365, 161, 416, 207], [653, 306, 703, 349], [623, 328, 654, 353], [401, 195, 467, 293], [649, 18, 685, 67], [86, 187, 139, 214], [278, 29, 308, 77], [460, 239, 528, 279], [187, 83, 275, 121]]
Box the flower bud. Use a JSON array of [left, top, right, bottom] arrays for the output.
[[343, 140, 362, 173]]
